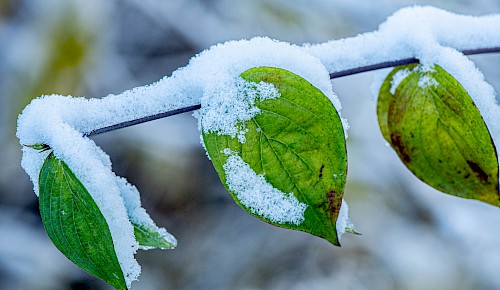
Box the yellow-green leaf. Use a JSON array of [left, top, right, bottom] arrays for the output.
[[377, 64, 499, 206]]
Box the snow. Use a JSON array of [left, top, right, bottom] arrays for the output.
[[222, 153, 307, 225], [335, 200, 356, 240], [199, 78, 279, 143], [389, 68, 411, 94], [418, 75, 438, 89], [15, 6, 500, 284], [387, 66, 438, 95], [305, 6, 500, 76]]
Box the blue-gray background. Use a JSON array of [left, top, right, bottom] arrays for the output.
[[1, 1, 500, 289]]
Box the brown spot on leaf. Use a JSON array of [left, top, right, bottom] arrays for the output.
[[390, 133, 411, 163], [467, 160, 489, 183], [327, 190, 341, 218]]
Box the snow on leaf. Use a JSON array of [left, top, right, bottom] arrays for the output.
[[39, 153, 127, 290], [115, 177, 177, 251], [222, 153, 308, 225], [378, 64, 500, 206], [202, 67, 348, 246]]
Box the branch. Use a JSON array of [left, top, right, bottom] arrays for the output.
[[85, 104, 202, 137], [87, 46, 500, 137], [329, 46, 500, 78]]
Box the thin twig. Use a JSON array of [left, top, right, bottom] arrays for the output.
[[85, 104, 202, 137], [88, 46, 500, 137], [329, 46, 500, 78]]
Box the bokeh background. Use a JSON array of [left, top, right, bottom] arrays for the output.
[[1, 0, 500, 289]]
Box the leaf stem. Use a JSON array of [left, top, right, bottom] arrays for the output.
[[87, 46, 500, 137]]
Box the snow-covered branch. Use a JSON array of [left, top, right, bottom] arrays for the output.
[[87, 46, 500, 137]]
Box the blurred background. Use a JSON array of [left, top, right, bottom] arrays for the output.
[[1, 0, 500, 289]]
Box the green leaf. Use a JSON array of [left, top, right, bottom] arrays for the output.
[[132, 222, 175, 250], [377, 64, 499, 206], [202, 67, 347, 246], [39, 153, 127, 290]]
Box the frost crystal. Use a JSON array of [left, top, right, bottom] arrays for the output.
[[223, 153, 307, 225]]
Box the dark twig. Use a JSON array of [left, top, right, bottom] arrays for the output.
[[328, 58, 419, 79], [329, 46, 500, 78], [86, 104, 202, 136], [87, 46, 500, 137]]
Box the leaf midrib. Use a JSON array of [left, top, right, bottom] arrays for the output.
[[251, 117, 326, 228]]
